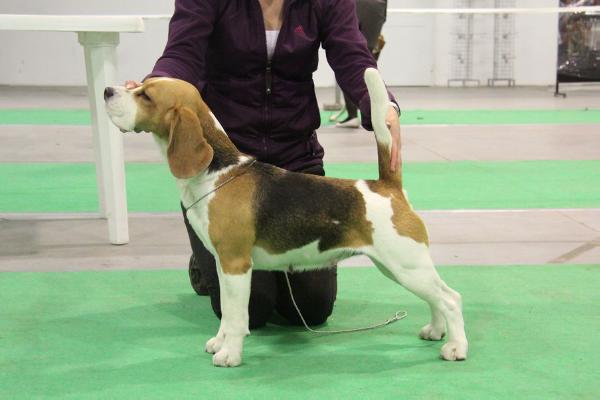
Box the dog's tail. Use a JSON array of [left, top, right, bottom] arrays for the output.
[[364, 68, 401, 184]]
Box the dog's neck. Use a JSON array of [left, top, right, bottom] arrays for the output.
[[178, 160, 249, 211], [199, 112, 244, 174], [152, 111, 249, 210]]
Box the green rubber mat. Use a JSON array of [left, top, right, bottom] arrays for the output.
[[1, 265, 597, 400], [321, 109, 600, 126], [0, 109, 91, 126], [1, 160, 599, 212], [1, 108, 600, 126]]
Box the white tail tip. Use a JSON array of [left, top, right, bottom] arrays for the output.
[[364, 68, 391, 147]]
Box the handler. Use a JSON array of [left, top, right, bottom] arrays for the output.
[[128, 0, 401, 329]]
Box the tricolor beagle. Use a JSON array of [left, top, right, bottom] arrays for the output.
[[104, 69, 468, 367]]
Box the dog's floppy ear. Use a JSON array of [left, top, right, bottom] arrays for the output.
[[167, 106, 214, 179]]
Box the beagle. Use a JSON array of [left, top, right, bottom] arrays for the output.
[[104, 69, 468, 367]]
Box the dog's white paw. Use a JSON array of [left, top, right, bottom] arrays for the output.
[[440, 340, 468, 361], [205, 336, 224, 354], [419, 323, 446, 341], [212, 348, 242, 367]]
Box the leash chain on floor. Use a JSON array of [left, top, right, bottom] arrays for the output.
[[284, 272, 407, 334]]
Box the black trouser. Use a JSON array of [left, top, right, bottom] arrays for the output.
[[182, 164, 337, 330], [344, 0, 386, 119]]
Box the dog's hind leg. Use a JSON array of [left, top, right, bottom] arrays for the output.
[[205, 258, 252, 367], [371, 257, 445, 340], [371, 250, 468, 361]]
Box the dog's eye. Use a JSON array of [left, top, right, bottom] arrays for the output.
[[138, 91, 152, 102]]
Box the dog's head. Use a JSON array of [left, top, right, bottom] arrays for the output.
[[104, 78, 213, 179]]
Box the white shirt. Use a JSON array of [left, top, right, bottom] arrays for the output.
[[265, 30, 280, 60]]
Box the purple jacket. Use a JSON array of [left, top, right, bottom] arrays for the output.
[[150, 0, 397, 171]]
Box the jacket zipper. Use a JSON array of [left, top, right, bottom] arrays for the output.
[[265, 61, 272, 96], [260, 0, 293, 156], [255, 0, 271, 155], [264, 60, 271, 154]]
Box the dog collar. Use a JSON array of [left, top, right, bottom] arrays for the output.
[[184, 159, 257, 212]]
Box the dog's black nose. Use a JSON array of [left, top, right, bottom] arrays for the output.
[[104, 87, 115, 101]]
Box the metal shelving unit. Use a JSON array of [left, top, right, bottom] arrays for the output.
[[488, 0, 516, 86]]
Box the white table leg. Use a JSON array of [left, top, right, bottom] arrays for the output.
[[78, 32, 129, 245]]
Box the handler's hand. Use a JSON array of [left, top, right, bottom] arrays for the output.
[[125, 80, 142, 90], [385, 105, 401, 172]]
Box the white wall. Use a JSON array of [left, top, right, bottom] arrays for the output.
[[0, 0, 558, 87], [316, 0, 436, 87], [513, 0, 559, 85], [0, 1, 173, 87]]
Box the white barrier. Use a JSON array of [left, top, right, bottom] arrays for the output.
[[0, 14, 145, 32], [387, 6, 600, 15], [0, 15, 149, 244], [138, 6, 600, 21]]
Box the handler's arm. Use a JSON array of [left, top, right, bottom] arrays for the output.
[[148, 0, 218, 88], [321, 0, 401, 171]]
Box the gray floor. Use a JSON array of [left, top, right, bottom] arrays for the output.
[[1, 209, 599, 272], [0, 85, 599, 271], [3, 124, 600, 163], [2, 84, 600, 109]]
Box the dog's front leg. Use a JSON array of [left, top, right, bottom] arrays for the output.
[[207, 259, 251, 367]]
